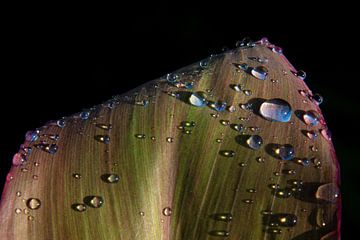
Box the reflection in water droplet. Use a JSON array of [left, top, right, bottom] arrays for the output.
[[272, 46, 283, 54], [316, 183, 340, 203], [275, 144, 295, 160], [220, 150, 235, 157], [16, 191, 21, 197], [259, 99, 292, 122], [275, 189, 292, 198], [247, 188, 256, 193], [166, 137, 174, 143], [220, 120, 230, 126], [268, 213, 297, 227], [243, 90, 252, 96], [189, 92, 207, 107], [303, 110, 320, 126], [28, 215, 34, 221], [246, 135, 263, 150], [135, 134, 146, 139], [256, 157, 265, 163], [251, 66, 268, 80], [27, 198, 41, 210], [209, 101, 227, 112], [163, 207, 172, 216], [139, 211, 145, 216], [95, 135, 110, 144], [268, 228, 282, 234]]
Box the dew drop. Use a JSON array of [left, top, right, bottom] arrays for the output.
[[74, 204, 87, 212], [227, 105, 236, 113], [28, 215, 34, 221], [139, 211, 145, 216], [306, 130, 318, 140], [56, 119, 66, 128], [231, 84, 242, 92], [166, 137, 174, 143], [96, 123, 112, 130], [320, 129, 332, 141], [268, 213, 297, 227], [220, 150, 235, 157], [102, 174, 120, 183], [275, 189, 293, 198], [251, 66, 268, 80], [95, 135, 110, 144], [220, 120, 230, 126], [315, 183, 340, 203], [212, 213, 233, 222], [15, 208, 22, 214], [275, 144, 295, 160], [295, 70, 306, 80], [256, 157, 265, 163], [208, 230, 229, 237], [303, 110, 320, 126], [232, 124, 244, 132], [189, 92, 207, 107], [86, 196, 104, 208], [163, 207, 172, 216], [247, 188, 256, 193], [25, 130, 39, 142], [315, 207, 328, 228], [272, 46, 283, 54], [16, 191, 21, 197], [268, 228, 282, 234], [233, 63, 248, 71], [26, 198, 41, 210], [312, 93, 323, 105], [44, 144, 58, 154], [243, 199, 254, 204], [259, 99, 292, 122], [243, 90, 252, 96], [135, 134, 146, 139], [80, 110, 90, 120], [246, 135, 263, 150], [73, 173, 82, 179], [216, 138, 223, 143]]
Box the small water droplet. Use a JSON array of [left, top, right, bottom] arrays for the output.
[[96, 123, 112, 130], [15, 208, 22, 214], [231, 84, 242, 92], [25, 130, 39, 142], [163, 207, 172, 216], [212, 213, 233, 222], [73, 173, 81, 179], [275, 189, 293, 198], [220, 120, 230, 126], [305, 130, 318, 140], [232, 124, 244, 132], [32, 175, 38, 180], [208, 230, 229, 237], [86, 196, 104, 208], [220, 150, 235, 157], [28, 215, 34, 221], [320, 129, 332, 141], [208, 100, 227, 112], [135, 134, 146, 139], [268, 213, 297, 227], [199, 59, 209, 68], [95, 135, 110, 144], [315, 207, 328, 228], [275, 144, 295, 160], [234, 63, 248, 71], [269, 184, 280, 190], [189, 92, 207, 107], [246, 135, 263, 150], [272, 46, 283, 54], [294, 70, 306, 80], [23, 208, 30, 215], [303, 110, 320, 126], [256, 157, 265, 163], [80, 110, 91, 120], [16, 191, 21, 197], [56, 119, 66, 128], [259, 99, 292, 122], [74, 204, 87, 212], [243, 199, 254, 204], [284, 169, 296, 175], [239, 162, 247, 167], [251, 66, 268, 80], [151, 136, 156, 141], [310, 145, 318, 152], [247, 188, 256, 193], [102, 174, 120, 183], [312, 93, 323, 105], [243, 90, 252, 96], [316, 183, 340, 203], [26, 198, 41, 210]]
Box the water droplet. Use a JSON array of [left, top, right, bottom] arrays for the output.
[[102, 174, 120, 183], [208, 100, 227, 112], [95, 135, 110, 144], [243, 199, 254, 204], [312, 93, 323, 105], [316, 183, 340, 203], [210, 113, 219, 118], [251, 66, 268, 80], [42, 144, 58, 154], [23, 208, 30, 215], [28, 215, 34, 221], [199, 59, 209, 68], [166, 137, 174, 143], [12, 153, 26, 166], [189, 92, 207, 107], [275, 189, 293, 198], [139, 211, 145, 216], [310, 146, 318, 152], [208, 230, 229, 237], [212, 213, 233, 222], [259, 99, 292, 122], [305, 130, 318, 140], [272, 46, 283, 54], [166, 73, 179, 83], [275, 144, 295, 160], [256, 157, 265, 163], [32, 175, 38, 180], [74, 204, 87, 212], [246, 135, 263, 150], [48, 134, 60, 141], [320, 129, 332, 141], [135, 134, 146, 139], [135, 99, 149, 107], [284, 169, 296, 175], [247, 188, 256, 193], [80, 110, 90, 120], [313, 158, 322, 168], [233, 63, 248, 71], [294, 70, 306, 80], [15, 208, 22, 214], [73, 173, 81, 179], [231, 84, 242, 92], [151, 136, 156, 141], [25, 130, 39, 142], [56, 119, 66, 128], [220, 120, 230, 126], [269, 213, 297, 227], [26, 198, 41, 210], [243, 90, 252, 96], [227, 105, 236, 113], [163, 207, 172, 216], [220, 150, 235, 157], [232, 124, 244, 132], [6, 173, 13, 182], [86, 196, 104, 208], [269, 183, 280, 189], [96, 123, 112, 130], [303, 110, 320, 126], [239, 162, 247, 167], [16, 191, 21, 197]]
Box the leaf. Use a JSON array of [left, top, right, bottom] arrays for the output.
[[0, 39, 340, 239]]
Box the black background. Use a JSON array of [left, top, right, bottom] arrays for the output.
[[0, 3, 358, 238]]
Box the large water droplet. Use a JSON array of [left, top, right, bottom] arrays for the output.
[[27, 198, 41, 210], [303, 110, 320, 126], [251, 66, 268, 80], [246, 135, 263, 150], [259, 99, 292, 122], [275, 144, 295, 160], [316, 183, 340, 203], [163, 207, 172, 216], [86, 196, 104, 208], [189, 92, 207, 107]]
